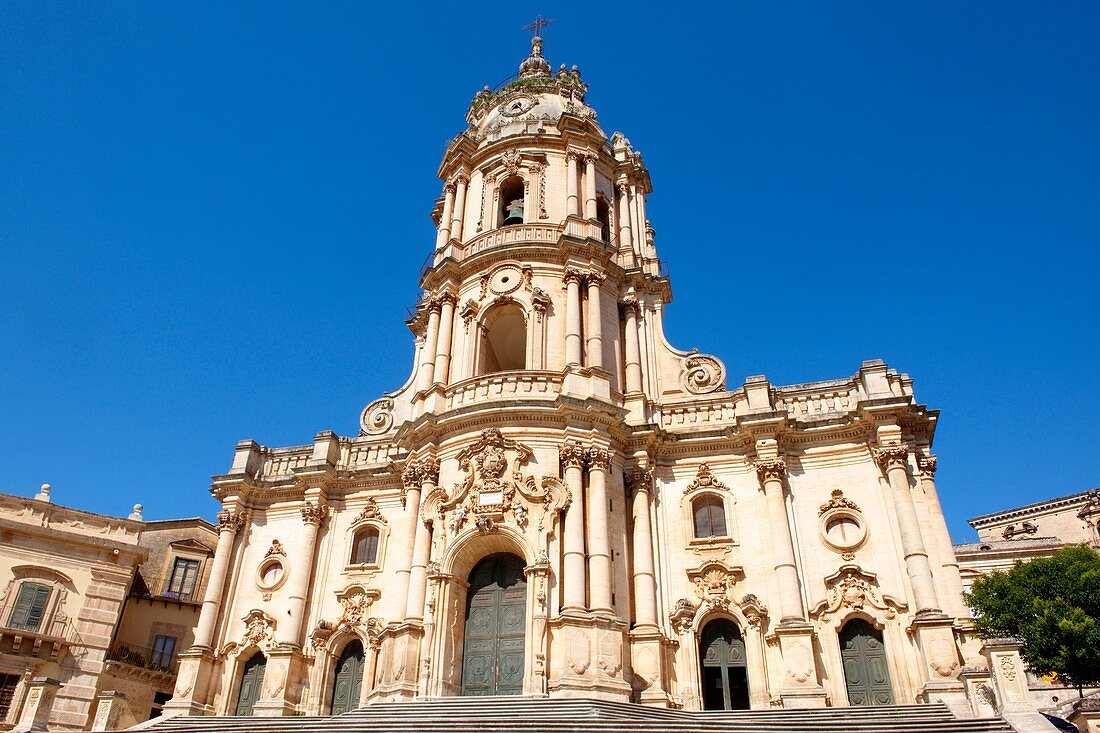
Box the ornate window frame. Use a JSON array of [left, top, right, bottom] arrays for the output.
[[817, 489, 868, 554], [344, 499, 389, 575], [0, 566, 75, 635], [681, 464, 737, 547]]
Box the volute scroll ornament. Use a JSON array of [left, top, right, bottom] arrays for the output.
[[811, 564, 906, 625], [680, 352, 726, 395], [688, 561, 745, 610], [359, 397, 395, 436], [685, 463, 728, 494], [818, 489, 861, 516], [352, 497, 387, 525]]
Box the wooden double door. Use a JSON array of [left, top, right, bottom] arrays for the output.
[[461, 553, 527, 696], [234, 653, 266, 716], [330, 640, 365, 715], [700, 619, 750, 710], [840, 619, 894, 706]]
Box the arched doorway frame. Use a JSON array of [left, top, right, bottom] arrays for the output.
[[816, 609, 914, 707], [426, 523, 548, 698], [228, 649, 267, 716], [309, 627, 377, 714], [679, 604, 769, 710]]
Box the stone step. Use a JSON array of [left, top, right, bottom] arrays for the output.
[[141, 697, 1015, 733]]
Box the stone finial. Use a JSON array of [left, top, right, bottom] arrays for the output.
[[128, 504, 144, 521], [34, 483, 52, 503]]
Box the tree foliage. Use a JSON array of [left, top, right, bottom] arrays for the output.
[[966, 544, 1100, 692]]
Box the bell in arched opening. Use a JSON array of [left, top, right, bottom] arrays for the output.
[[499, 176, 525, 227]]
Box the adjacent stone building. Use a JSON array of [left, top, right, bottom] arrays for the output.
[[160, 35, 1014, 722]]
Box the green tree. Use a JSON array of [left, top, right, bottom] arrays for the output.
[[965, 544, 1100, 693]]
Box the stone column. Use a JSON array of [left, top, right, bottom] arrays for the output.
[[563, 269, 584, 367], [621, 298, 643, 393], [875, 445, 941, 614], [585, 272, 605, 370], [754, 458, 806, 621], [277, 494, 327, 646], [405, 460, 438, 622], [416, 299, 442, 392], [193, 507, 246, 649], [433, 294, 456, 387], [626, 470, 658, 628], [586, 447, 613, 615], [449, 174, 468, 242], [917, 455, 968, 617], [394, 461, 424, 620], [560, 442, 587, 613], [436, 182, 455, 247], [617, 182, 634, 255], [12, 677, 59, 733], [566, 152, 580, 217], [584, 155, 597, 220]]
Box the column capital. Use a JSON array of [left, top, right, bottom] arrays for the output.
[[452, 172, 470, 186], [583, 152, 598, 165], [216, 508, 248, 534], [626, 469, 654, 496], [917, 454, 938, 477], [562, 268, 585, 285], [873, 445, 910, 472], [435, 290, 457, 306], [559, 441, 587, 469], [587, 447, 612, 471], [300, 500, 328, 526], [616, 180, 631, 195], [444, 182, 457, 194], [585, 271, 606, 287], [620, 296, 640, 316], [566, 149, 583, 162], [754, 457, 787, 483], [402, 462, 422, 489], [417, 457, 440, 485]]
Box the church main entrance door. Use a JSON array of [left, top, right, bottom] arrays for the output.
[[699, 619, 750, 710], [234, 652, 266, 716], [461, 553, 526, 696], [330, 640, 365, 715], [840, 619, 894, 706]]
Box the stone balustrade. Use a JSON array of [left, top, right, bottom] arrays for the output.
[[446, 370, 563, 409], [459, 223, 562, 259]]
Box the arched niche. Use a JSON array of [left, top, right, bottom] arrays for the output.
[[476, 301, 527, 375]]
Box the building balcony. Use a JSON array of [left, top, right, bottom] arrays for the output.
[[129, 574, 202, 608], [445, 370, 564, 411], [0, 605, 77, 662], [104, 640, 178, 688]]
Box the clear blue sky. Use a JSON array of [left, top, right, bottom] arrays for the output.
[[2, 3, 1097, 541]]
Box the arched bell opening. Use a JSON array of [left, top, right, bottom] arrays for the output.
[[329, 639, 366, 715], [699, 619, 749, 710], [234, 651, 266, 716], [595, 195, 611, 243], [839, 618, 894, 706], [460, 553, 527, 697], [499, 176, 525, 227], [477, 302, 527, 375]]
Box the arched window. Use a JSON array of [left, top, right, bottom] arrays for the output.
[[692, 495, 728, 538], [499, 176, 524, 227], [595, 196, 611, 242], [351, 527, 380, 565], [478, 302, 527, 375]]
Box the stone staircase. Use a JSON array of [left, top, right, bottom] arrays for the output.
[[140, 696, 1019, 733]]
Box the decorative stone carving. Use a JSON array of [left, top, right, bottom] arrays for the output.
[[819, 489, 861, 516], [558, 441, 586, 469], [216, 509, 247, 533], [687, 561, 745, 609], [626, 469, 653, 496], [739, 594, 768, 629], [335, 585, 380, 629], [685, 463, 728, 494], [873, 445, 910, 471], [669, 598, 696, 635], [353, 497, 387, 525], [1001, 521, 1038, 540], [359, 397, 394, 436], [449, 428, 533, 514], [620, 296, 640, 317], [562, 268, 585, 286], [264, 540, 286, 558], [586, 447, 612, 471], [500, 148, 522, 172], [680, 353, 726, 394], [917, 455, 938, 477], [531, 286, 551, 321], [474, 515, 497, 534], [241, 609, 275, 649], [300, 501, 328, 526], [810, 565, 906, 624], [999, 655, 1017, 682], [754, 458, 787, 483]]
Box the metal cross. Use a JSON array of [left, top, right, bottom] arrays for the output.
[[523, 14, 554, 38]]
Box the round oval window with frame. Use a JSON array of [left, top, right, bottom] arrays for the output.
[[256, 557, 289, 593], [820, 510, 867, 552]]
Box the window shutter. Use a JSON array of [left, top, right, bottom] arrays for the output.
[[9, 583, 50, 631]]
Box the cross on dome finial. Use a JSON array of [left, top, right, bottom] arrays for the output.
[[523, 14, 554, 39]]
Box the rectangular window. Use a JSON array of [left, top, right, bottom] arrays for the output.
[[8, 582, 51, 632], [0, 673, 19, 719], [164, 558, 200, 601], [151, 635, 177, 669]]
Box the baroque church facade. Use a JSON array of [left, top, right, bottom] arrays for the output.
[[165, 36, 989, 719]]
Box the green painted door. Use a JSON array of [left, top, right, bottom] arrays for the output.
[[699, 620, 750, 710], [461, 553, 526, 696], [840, 619, 894, 706], [330, 641, 365, 715], [234, 653, 266, 716]]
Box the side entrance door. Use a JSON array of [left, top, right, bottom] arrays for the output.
[[234, 653, 266, 716], [461, 553, 526, 696], [330, 641, 365, 715], [840, 619, 894, 706]]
